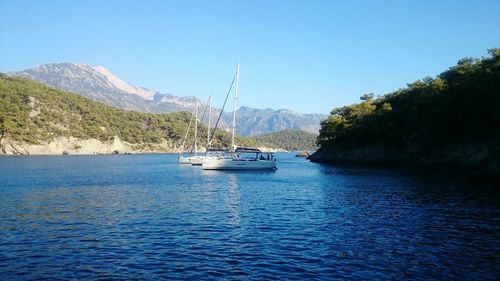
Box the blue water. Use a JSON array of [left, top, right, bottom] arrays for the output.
[[0, 153, 498, 280]]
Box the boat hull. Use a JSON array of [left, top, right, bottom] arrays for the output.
[[202, 158, 277, 170], [178, 156, 191, 164], [189, 156, 204, 166], [179, 155, 203, 165]]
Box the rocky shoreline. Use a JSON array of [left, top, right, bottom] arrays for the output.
[[308, 142, 500, 184], [0, 136, 282, 156], [0, 136, 179, 155]]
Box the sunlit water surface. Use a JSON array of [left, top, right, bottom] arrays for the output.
[[0, 153, 498, 280]]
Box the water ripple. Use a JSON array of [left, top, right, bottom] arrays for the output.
[[0, 154, 498, 280]]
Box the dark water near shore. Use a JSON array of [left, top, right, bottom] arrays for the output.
[[0, 153, 498, 280]]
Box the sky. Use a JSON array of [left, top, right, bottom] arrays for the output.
[[1, 0, 499, 114]]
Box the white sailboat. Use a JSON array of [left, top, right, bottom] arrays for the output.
[[178, 100, 200, 164], [189, 96, 210, 166], [202, 64, 277, 170], [178, 105, 195, 164], [202, 145, 277, 170]]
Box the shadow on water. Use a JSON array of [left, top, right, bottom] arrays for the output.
[[316, 161, 499, 197], [308, 160, 499, 280]]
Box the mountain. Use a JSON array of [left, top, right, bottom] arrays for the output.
[[10, 63, 197, 113], [9, 63, 326, 136], [233, 107, 325, 136]]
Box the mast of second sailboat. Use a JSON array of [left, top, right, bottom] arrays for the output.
[[206, 96, 211, 149], [193, 99, 198, 156], [231, 64, 240, 151]]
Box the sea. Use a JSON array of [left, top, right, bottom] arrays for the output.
[[0, 153, 498, 280]]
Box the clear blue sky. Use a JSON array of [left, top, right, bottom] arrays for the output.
[[1, 0, 499, 114]]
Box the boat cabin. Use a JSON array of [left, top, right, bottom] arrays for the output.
[[232, 146, 275, 161]]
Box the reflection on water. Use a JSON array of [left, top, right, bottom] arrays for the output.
[[0, 154, 498, 280], [227, 174, 241, 227]]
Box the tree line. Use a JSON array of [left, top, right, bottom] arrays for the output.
[[317, 49, 500, 157]]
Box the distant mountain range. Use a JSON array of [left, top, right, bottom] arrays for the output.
[[9, 63, 325, 136]]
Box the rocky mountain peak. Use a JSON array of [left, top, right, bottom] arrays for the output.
[[16, 63, 156, 101], [89, 65, 155, 100]]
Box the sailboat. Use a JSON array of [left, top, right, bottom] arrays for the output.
[[202, 64, 277, 170], [189, 96, 211, 166], [178, 100, 200, 164]]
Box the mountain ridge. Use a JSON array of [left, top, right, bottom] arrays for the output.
[[9, 63, 326, 136]]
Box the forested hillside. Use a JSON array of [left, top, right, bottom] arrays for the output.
[[310, 49, 500, 181], [252, 129, 318, 151], [0, 75, 262, 153]]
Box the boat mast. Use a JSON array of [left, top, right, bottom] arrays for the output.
[[231, 64, 240, 152], [207, 96, 211, 148], [194, 100, 198, 156], [180, 106, 196, 156]]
